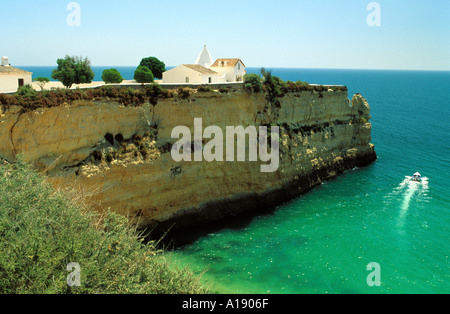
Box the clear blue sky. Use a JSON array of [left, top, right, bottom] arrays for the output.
[[1, 0, 449, 70]]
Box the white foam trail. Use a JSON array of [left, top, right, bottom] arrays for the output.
[[398, 177, 409, 190], [396, 176, 429, 233], [418, 177, 429, 197], [384, 177, 410, 206], [401, 180, 419, 212], [391, 177, 410, 195]]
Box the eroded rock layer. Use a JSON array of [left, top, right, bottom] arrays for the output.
[[0, 88, 376, 232]]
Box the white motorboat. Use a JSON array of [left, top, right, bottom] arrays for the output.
[[411, 172, 422, 182]]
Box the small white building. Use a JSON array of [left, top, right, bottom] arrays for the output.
[[210, 58, 246, 82], [163, 64, 224, 84], [0, 57, 33, 93], [162, 46, 246, 84]]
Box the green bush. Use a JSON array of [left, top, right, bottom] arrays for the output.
[[260, 68, 285, 107], [102, 69, 124, 84], [17, 84, 36, 97], [118, 87, 147, 107], [285, 80, 309, 92], [218, 87, 230, 94], [138, 57, 166, 80], [197, 85, 212, 93], [0, 157, 208, 294], [243, 73, 262, 93], [134, 66, 154, 83]]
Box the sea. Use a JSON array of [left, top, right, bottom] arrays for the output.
[[20, 66, 450, 294]]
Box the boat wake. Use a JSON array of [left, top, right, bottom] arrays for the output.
[[401, 179, 420, 212], [386, 176, 429, 232]]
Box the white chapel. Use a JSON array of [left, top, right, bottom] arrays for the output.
[[162, 46, 246, 84]]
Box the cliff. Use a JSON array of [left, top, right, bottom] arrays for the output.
[[0, 87, 376, 232]]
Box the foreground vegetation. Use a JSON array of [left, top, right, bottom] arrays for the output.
[[0, 157, 208, 294]]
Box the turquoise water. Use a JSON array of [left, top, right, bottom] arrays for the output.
[[167, 69, 450, 294]]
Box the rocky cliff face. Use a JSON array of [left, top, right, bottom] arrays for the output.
[[0, 88, 376, 232]]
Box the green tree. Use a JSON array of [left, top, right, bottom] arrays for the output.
[[101, 68, 123, 84], [243, 73, 263, 93], [134, 66, 154, 83], [34, 77, 50, 91], [260, 67, 286, 107], [51, 55, 95, 89], [139, 57, 166, 79]]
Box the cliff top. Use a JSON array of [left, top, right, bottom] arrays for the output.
[[0, 82, 348, 113]]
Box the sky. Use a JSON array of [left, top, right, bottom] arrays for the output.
[[1, 0, 449, 70]]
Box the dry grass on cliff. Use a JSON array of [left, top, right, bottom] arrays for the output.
[[0, 156, 209, 294]]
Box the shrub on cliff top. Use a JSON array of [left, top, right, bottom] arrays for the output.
[[0, 157, 208, 294], [134, 66, 155, 84], [286, 80, 309, 92], [144, 83, 165, 106], [102, 68, 124, 84], [197, 85, 213, 93], [243, 73, 263, 93], [177, 87, 191, 100], [138, 57, 166, 80], [17, 84, 37, 98], [260, 68, 286, 107]]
